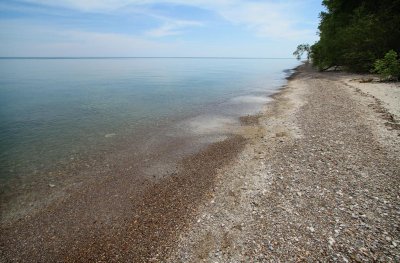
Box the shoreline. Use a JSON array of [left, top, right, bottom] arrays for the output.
[[2, 64, 399, 261], [0, 57, 296, 225], [0, 128, 249, 261], [0, 74, 285, 224], [0, 67, 293, 261]]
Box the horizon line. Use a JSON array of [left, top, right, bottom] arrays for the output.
[[0, 56, 296, 60]]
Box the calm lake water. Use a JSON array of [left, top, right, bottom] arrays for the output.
[[0, 58, 299, 183]]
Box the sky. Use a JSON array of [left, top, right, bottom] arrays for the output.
[[0, 0, 324, 57]]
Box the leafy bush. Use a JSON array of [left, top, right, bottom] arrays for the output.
[[373, 50, 400, 81]]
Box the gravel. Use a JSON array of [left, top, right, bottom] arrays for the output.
[[167, 65, 400, 262]]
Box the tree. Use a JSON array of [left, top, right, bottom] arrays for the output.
[[311, 0, 400, 72], [293, 44, 311, 62]]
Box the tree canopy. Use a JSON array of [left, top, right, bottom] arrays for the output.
[[293, 44, 311, 62], [311, 0, 400, 72]]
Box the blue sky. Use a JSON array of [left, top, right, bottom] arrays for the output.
[[0, 0, 324, 57]]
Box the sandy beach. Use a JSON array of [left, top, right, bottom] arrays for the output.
[[1, 64, 399, 262]]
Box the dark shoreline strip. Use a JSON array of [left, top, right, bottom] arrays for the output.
[[286, 64, 303, 80], [62, 136, 246, 262], [1, 136, 247, 262]]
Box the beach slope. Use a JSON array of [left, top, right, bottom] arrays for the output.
[[168, 64, 400, 262]]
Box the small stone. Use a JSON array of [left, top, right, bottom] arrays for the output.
[[276, 132, 286, 137], [48, 184, 55, 188], [328, 236, 335, 246], [105, 133, 116, 138]]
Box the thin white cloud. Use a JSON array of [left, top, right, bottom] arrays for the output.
[[0, 21, 178, 56], [3, 1, 321, 56], [21, 0, 135, 12], [146, 20, 203, 37], [0, 19, 299, 57], [218, 1, 315, 39], [20, 0, 317, 40], [20, 0, 215, 12]]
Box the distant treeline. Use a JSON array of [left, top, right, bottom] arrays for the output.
[[311, 0, 400, 72]]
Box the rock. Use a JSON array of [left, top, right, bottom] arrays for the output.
[[48, 184, 55, 188], [276, 132, 286, 137], [359, 78, 373, 83], [328, 236, 335, 246]]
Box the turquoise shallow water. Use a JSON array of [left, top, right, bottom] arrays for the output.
[[0, 58, 299, 182]]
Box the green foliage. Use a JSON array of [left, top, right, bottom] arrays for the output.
[[293, 44, 311, 61], [373, 50, 400, 80], [311, 0, 400, 73]]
